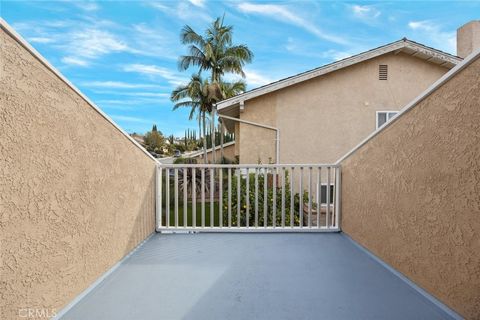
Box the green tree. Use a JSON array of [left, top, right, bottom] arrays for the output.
[[144, 126, 165, 153], [171, 74, 221, 161], [175, 16, 252, 163]]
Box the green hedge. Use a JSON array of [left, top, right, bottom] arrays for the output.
[[222, 171, 305, 227]]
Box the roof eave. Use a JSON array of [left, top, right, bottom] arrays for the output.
[[217, 39, 461, 112]]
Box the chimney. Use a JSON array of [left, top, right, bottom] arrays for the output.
[[457, 20, 480, 58]]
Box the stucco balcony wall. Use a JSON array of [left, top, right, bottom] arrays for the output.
[[0, 24, 157, 319], [339, 51, 480, 319]]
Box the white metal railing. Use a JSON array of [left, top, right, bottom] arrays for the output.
[[156, 164, 341, 232]]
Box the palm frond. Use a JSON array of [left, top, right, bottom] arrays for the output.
[[221, 80, 247, 98], [180, 25, 205, 47], [178, 55, 205, 71], [224, 45, 253, 63]]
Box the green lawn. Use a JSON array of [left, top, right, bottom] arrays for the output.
[[163, 201, 221, 227]]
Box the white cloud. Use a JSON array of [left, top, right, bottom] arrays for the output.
[[148, 2, 170, 11], [124, 92, 170, 98], [15, 19, 178, 68], [322, 49, 352, 61], [408, 20, 456, 53], [90, 89, 171, 96], [351, 5, 381, 21], [128, 23, 179, 59], [285, 37, 354, 61], [15, 20, 134, 65], [81, 81, 161, 89], [28, 36, 55, 44], [123, 64, 187, 86], [111, 115, 152, 124], [244, 70, 273, 86], [61, 56, 89, 66], [408, 20, 436, 32], [66, 28, 129, 59], [73, 1, 99, 12], [223, 68, 274, 87], [95, 93, 171, 109], [149, 1, 211, 22], [97, 97, 164, 105], [188, 0, 205, 7], [237, 2, 348, 45]]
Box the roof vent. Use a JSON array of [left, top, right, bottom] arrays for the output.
[[379, 64, 388, 80]]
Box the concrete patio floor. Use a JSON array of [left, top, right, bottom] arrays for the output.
[[60, 233, 456, 320]]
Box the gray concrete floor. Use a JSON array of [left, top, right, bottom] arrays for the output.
[[61, 233, 455, 320]]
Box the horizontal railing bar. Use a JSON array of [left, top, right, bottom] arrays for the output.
[[157, 227, 341, 233], [157, 164, 339, 169]]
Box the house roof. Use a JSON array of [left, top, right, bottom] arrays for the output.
[[336, 46, 480, 164], [217, 38, 462, 113]]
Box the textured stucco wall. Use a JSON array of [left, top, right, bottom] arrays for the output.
[[0, 28, 156, 319], [189, 143, 236, 163], [340, 56, 480, 319], [238, 52, 449, 164], [240, 93, 277, 164]]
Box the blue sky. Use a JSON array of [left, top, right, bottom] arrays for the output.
[[2, 1, 479, 136]]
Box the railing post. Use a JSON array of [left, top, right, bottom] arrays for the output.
[[290, 167, 294, 228], [237, 168, 241, 227], [316, 167, 321, 228], [299, 167, 303, 228], [228, 167, 232, 227], [281, 167, 285, 228], [326, 167, 330, 228], [254, 168, 258, 228], [246, 167, 250, 228], [166, 168, 170, 228], [174, 169, 179, 228], [219, 168, 223, 228], [308, 167, 312, 228], [183, 168, 188, 228], [156, 164, 162, 231], [272, 167, 277, 228], [192, 168, 196, 228], [210, 168, 214, 227], [335, 166, 341, 230]]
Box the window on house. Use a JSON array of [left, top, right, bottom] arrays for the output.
[[379, 64, 388, 80], [319, 184, 335, 204], [376, 111, 398, 129]]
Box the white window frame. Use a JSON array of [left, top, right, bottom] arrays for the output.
[[376, 111, 398, 129], [316, 183, 335, 207]]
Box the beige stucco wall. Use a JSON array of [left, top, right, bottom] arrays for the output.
[[238, 52, 450, 164], [340, 56, 480, 319], [239, 94, 277, 164], [190, 142, 236, 163], [234, 122, 240, 157], [0, 28, 156, 319]]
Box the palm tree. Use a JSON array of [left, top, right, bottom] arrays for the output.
[[179, 17, 253, 83], [171, 74, 225, 162], [178, 16, 253, 163]]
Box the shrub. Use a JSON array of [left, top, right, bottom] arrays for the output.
[[222, 171, 304, 227], [173, 157, 197, 164]]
